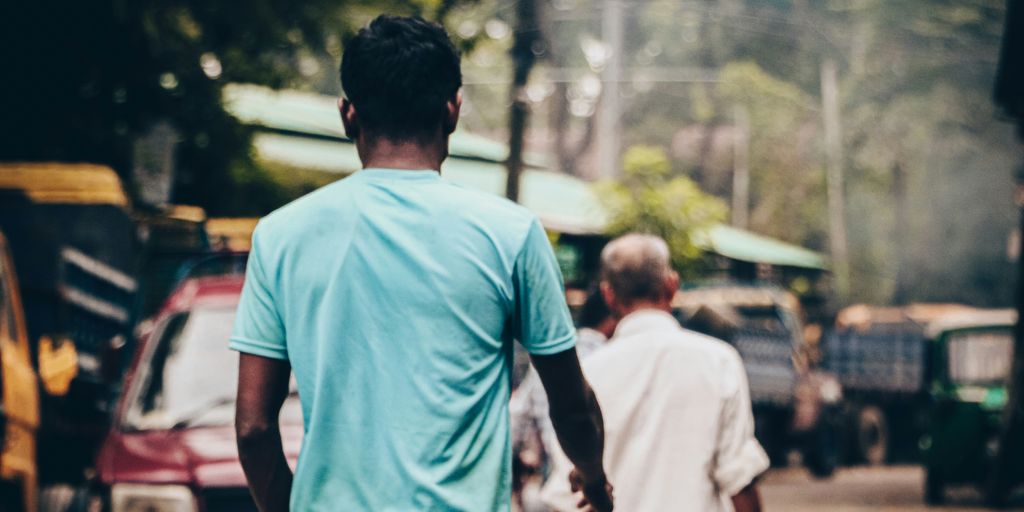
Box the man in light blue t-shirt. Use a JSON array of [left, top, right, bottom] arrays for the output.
[[231, 15, 612, 512]]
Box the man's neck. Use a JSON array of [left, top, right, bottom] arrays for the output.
[[617, 300, 672, 319], [358, 136, 447, 171]]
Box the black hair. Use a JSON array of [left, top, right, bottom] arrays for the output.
[[340, 15, 462, 141], [578, 287, 611, 328]]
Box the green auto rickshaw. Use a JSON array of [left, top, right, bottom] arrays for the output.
[[921, 309, 1017, 505]]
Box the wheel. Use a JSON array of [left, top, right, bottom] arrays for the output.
[[754, 413, 788, 467], [925, 467, 945, 506], [857, 406, 888, 465], [803, 421, 839, 479]]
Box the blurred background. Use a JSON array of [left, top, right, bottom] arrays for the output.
[[0, 0, 1022, 510]]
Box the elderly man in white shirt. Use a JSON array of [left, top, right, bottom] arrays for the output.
[[543, 233, 769, 512]]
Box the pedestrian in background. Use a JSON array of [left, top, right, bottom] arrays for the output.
[[511, 288, 618, 510], [543, 233, 768, 512], [230, 15, 612, 512]]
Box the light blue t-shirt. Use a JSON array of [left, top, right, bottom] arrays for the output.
[[229, 168, 576, 511]]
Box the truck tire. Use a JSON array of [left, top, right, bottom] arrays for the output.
[[925, 468, 945, 506], [804, 422, 839, 479], [857, 406, 888, 465], [755, 413, 788, 467]]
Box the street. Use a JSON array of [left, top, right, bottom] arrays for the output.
[[762, 466, 1024, 511]]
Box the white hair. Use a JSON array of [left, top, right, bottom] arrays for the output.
[[600, 233, 672, 304]]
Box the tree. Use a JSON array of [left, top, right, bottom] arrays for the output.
[[0, 0, 475, 215], [598, 145, 727, 277]]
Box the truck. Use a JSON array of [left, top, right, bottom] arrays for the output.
[[822, 303, 982, 465], [0, 163, 228, 510], [918, 310, 1018, 505], [0, 230, 39, 512], [0, 163, 139, 504], [674, 283, 843, 478]]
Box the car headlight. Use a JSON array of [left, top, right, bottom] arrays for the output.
[[111, 484, 197, 512], [818, 376, 843, 404]]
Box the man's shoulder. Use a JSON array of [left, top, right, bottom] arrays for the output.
[[256, 178, 353, 235], [678, 329, 742, 359], [592, 328, 743, 370], [440, 177, 537, 224]]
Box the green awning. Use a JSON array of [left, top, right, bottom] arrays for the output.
[[699, 224, 828, 270], [224, 84, 548, 166], [250, 132, 607, 234], [225, 84, 826, 268]]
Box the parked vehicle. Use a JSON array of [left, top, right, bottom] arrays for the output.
[[85, 274, 302, 511], [920, 309, 1017, 505], [0, 230, 39, 512], [823, 303, 981, 465], [0, 164, 138, 498], [674, 283, 843, 478]]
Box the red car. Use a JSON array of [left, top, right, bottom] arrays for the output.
[[89, 275, 302, 511]]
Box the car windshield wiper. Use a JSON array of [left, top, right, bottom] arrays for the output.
[[170, 396, 236, 430]]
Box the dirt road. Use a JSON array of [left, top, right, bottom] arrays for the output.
[[761, 465, 1024, 511]]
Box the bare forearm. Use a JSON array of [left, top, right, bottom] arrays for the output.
[[238, 425, 293, 512], [236, 354, 293, 511], [530, 349, 612, 510], [550, 384, 605, 479]]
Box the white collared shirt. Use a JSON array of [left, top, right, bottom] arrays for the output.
[[542, 309, 769, 512]]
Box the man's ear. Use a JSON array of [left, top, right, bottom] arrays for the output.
[[664, 271, 680, 303], [443, 91, 462, 135], [339, 98, 359, 140], [600, 281, 622, 319]]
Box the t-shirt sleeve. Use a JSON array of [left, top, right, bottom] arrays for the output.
[[511, 218, 577, 355], [712, 352, 770, 496], [229, 227, 288, 360]]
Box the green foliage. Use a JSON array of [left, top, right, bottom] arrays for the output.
[[715, 62, 827, 250], [599, 145, 728, 277], [0, 0, 476, 216], [566, 0, 1015, 307]]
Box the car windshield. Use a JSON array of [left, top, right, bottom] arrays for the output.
[[947, 330, 1013, 386], [123, 306, 300, 430], [736, 305, 789, 333]]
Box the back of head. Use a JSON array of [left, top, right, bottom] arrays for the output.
[[340, 16, 462, 141], [600, 233, 675, 307]]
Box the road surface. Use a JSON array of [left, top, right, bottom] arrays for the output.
[[761, 465, 1024, 511]]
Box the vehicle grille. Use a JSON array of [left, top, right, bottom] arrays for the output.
[[201, 488, 258, 512]]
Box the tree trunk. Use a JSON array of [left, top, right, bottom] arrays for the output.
[[505, 0, 540, 202], [821, 58, 850, 302], [891, 160, 909, 305]]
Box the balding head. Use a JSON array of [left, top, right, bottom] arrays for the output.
[[600, 233, 679, 316]]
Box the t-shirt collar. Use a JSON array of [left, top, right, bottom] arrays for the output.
[[356, 168, 441, 180]]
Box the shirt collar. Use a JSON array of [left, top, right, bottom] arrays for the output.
[[612, 309, 682, 339]]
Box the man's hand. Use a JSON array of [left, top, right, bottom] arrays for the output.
[[569, 467, 614, 511]]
